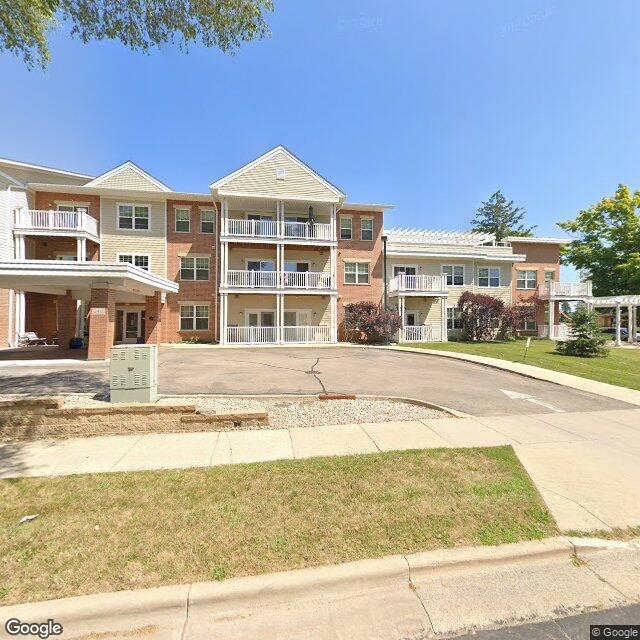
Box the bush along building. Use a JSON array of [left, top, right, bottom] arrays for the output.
[[0, 146, 575, 358]]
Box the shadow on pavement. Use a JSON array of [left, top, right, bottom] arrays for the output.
[[0, 370, 108, 395]]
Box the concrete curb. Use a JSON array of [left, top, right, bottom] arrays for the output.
[[379, 345, 640, 407], [1, 537, 630, 625]]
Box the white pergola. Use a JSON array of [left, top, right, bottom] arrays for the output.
[[589, 295, 640, 346]]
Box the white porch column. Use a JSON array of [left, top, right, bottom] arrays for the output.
[[615, 303, 621, 346], [76, 237, 87, 261], [15, 235, 26, 261], [633, 306, 638, 343], [628, 305, 634, 343], [330, 246, 337, 288], [277, 244, 284, 289], [219, 293, 227, 344], [276, 294, 283, 344], [330, 204, 337, 241], [330, 295, 338, 343], [441, 296, 448, 342], [548, 300, 555, 339], [221, 199, 228, 236], [15, 291, 26, 341], [221, 241, 228, 287], [75, 301, 84, 339], [277, 201, 283, 238]]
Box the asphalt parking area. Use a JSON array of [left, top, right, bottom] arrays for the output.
[[0, 346, 631, 416]]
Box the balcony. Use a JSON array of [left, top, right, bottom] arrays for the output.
[[225, 219, 333, 241], [389, 274, 448, 295], [400, 325, 443, 342], [537, 281, 592, 299], [227, 325, 331, 344], [14, 209, 99, 240], [225, 270, 334, 290]]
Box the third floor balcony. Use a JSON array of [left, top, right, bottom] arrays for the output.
[[14, 209, 99, 241]]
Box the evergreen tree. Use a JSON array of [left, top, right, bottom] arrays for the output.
[[472, 190, 535, 242], [556, 307, 608, 358]]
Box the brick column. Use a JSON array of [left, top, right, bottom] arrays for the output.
[[145, 292, 164, 344], [56, 290, 77, 349], [88, 287, 116, 360]]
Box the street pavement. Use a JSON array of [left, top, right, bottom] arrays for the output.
[[0, 346, 633, 416]]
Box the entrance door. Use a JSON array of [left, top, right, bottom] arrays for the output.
[[405, 311, 418, 326], [123, 311, 141, 343]]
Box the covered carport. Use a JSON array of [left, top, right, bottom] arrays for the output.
[[589, 295, 640, 346], [0, 260, 178, 359]]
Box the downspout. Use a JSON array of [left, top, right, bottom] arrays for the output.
[[382, 234, 388, 310]]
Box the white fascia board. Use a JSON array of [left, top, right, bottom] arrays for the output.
[[0, 260, 179, 292], [387, 248, 526, 262], [340, 203, 394, 211], [505, 236, 571, 244], [26, 183, 212, 202], [0, 157, 94, 180], [210, 145, 345, 198]]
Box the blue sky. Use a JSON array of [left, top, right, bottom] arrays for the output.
[[2, 0, 639, 259]]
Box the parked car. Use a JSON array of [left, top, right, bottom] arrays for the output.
[[602, 326, 640, 340]]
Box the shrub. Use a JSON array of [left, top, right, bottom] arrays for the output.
[[556, 307, 608, 357], [457, 291, 505, 341], [343, 301, 402, 344], [499, 296, 540, 340]]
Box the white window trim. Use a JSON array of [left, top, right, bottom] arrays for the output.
[[442, 264, 465, 287], [117, 252, 151, 272], [446, 306, 463, 330], [477, 265, 501, 288], [200, 208, 216, 234], [174, 206, 191, 233], [360, 216, 374, 241], [339, 214, 353, 240], [516, 269, 538, 290], [117, 202, 151, 231], [404, 309, 421, 325], [343, 260, 370, 285], [180, 255, 210, 281], [179, 302, 210, 332]]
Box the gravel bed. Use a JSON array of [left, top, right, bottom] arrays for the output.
[[36, 394, 449, 430]]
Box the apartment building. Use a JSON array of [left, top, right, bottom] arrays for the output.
[[0, 146, 576, 359]]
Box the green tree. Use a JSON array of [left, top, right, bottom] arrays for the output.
[[559, 184, 640, 297], [0, 0, 273, 69], [556, 307, 608, 358], [471, 190, 535, 242]]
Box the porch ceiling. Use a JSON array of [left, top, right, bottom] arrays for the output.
[[0, 260, 178, 302]]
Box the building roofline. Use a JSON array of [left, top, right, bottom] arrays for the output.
[[0, 156, 94, 180], [505, 236, 571, 245]]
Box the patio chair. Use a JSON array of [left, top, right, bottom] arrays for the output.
[[18, 332, 48, 346]]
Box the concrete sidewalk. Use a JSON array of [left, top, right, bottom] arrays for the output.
[[2, 408, 639, 531], [1, 537, 638, 640]]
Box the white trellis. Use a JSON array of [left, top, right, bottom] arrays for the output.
[[588, 295, 640, 346]]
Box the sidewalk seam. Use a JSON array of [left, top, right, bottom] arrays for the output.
[[179, 582, 192, 640], [543, 486, 613, 529], [402, 554, 435, 635], [359, 425, 382, 453], [110, 435, 144, 472]]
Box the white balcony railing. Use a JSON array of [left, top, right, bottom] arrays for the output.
[[282, 325, 330, 343], [226, 325, 330, 344], [389, 274, 448, 293], [14, 209, 99, 238], [225, 270, 333, 289], [538, 281, 592, 299], [538, 324, 571, 340], [401, 325, 443, 342], [227, 270, 279, 288], [225, 219, 333, 241], [282, 221, 333, 240]]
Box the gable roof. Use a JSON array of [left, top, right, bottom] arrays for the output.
[[210, 145, 345, 201], [0, 156, 94, 181], [85, 161, 172, 192]]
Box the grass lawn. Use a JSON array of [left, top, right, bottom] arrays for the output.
[[0, 447, 555, 605], [410, 339, 640, 391]]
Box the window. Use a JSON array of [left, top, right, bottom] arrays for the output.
[[180, 256, 209, 280], [118, 254, 150, 271], [478, 266, 500, 287], [340, 216, 352, 240], [442, 265, 464, 286], [344, 261, 369, 284], [545, 270, 555, 281], [175, 208, 190, 232], [361, 218, 373, 241], [57, 204, 89, 215], [180, 304, 209, 331], [200, 210, 215, 234], [516, 269, 537, 289], [447, 307, 463, 330], [520, 320, 537, 331], [393, 265, 417, 276], [118, 204, 149, 230]]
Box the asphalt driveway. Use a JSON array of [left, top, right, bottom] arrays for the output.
[[0, 346, 631, 416]]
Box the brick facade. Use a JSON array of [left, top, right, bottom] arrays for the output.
[[0, 290, 10, 347], [56, 290, 77, 349], [165, 199, 219, 343], [336, 210, 384, 335], [510, 241, 562, 330], [87, 288, 116, 360]]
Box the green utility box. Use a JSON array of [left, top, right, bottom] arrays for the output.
[[110, 344, 158, 403]]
